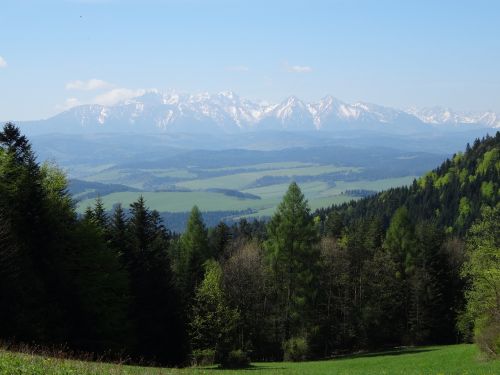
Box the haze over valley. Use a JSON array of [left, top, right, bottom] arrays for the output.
[[1, 0, 499, 371], [14, 91, 496, 231]]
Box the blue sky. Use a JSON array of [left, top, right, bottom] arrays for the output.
[[1, 0, 499, 120]]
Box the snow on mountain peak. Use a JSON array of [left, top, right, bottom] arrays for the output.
[[407, 106, 500, 128], [50, 91, 500, 133]]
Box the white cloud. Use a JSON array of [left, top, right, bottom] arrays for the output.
[[285, 63, 312, 73], [92, 88, 146, 106], [0, 56, 7, 68], [56, 87, 148, 113], [226, 65, 249, 72], [56, 97, 82, 111], [66, 78, 114, 91]]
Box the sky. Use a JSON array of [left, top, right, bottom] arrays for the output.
[[1, 0, 500, 120]]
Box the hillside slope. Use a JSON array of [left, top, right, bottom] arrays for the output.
[[1, 344, 499, 375], [317, 131, 500, 235]]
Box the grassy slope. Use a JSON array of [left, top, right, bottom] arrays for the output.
[[74, 156, 418, 219], [1, 345, 499, 375], [76, 176, 416, 216], [175, 165, 358, 190]]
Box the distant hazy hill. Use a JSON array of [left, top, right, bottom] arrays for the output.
[[17, 91, 499, 136]]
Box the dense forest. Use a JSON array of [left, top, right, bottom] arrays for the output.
[[0, 123, 498, 367]]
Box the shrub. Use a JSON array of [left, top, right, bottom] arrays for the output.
[[476, 318, 500, 359], [221, 349, 250, 368], [283, 336, 308, 362], [191, 349, 215, 366]]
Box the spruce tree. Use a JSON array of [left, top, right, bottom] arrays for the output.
[[109, 203, 129, 258], [265, 182, 319, 345], [177, 206, 210, 298], [126, 197, 187, 364]]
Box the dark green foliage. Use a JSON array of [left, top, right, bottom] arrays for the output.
[[0, 124, 187, 365], [125, 197, 187, 365], [384, 207, 416, 277], [191, 349, 216, 366], [461, 205, 500, 358], [175, 206, 211, 298], [0, 123, 130, 354], [318, 132, 500, 236], [209, 222, 231, 259], [221, 241, 272, 359], [282, 336, 309, 362], [189, 260, 239, 364], [323, 211, 344, 238], [1, 123, 498, 366], [265, 182, 319, 345], [67, 220, 131, 352], [221, 349, 251, 368], [109, 203, 129, 257], [310, 132, 499, 356]]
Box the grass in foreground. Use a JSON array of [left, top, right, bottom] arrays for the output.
[[1, 344, 499, 375]]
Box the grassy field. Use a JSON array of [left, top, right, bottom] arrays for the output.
[[74, 158, 417, 220], [1, 344, 499, 375], [175, 165, 359, 191], [76, 176, 415, 216], [78, 191, 279, 213]]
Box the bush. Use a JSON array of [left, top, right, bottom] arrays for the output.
[[191, 349, 216, 366], [283, 336, 309, 362], [476, 318, 500, 359], [221, 349, 250, 368]]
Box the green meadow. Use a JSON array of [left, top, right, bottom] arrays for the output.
[[2, 344, 498, 375], [76, 160, 417, 217]]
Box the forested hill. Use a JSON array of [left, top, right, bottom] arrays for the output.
[[1, 123, 499, 368], [316, 131, 500, 235]]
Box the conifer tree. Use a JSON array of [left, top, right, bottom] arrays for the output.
[[92, 196, 108, 229], [265, 182, 319, 344], [177, 206, 210, 297], [126, 197, 187, 364], [109, 203, 129, 258]]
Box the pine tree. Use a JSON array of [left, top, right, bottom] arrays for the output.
[[92, 196, 108, 230], [209, 221, 231, 259], [126, 196, 187, 364], [384, 206, 416, 277], [0, 123, 64, 343], [109, 203, 129, 258], [265, 182, 319, 345], [177, 206, 210, 298]]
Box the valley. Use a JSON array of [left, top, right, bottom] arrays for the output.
[[66, 145, 440, 231]]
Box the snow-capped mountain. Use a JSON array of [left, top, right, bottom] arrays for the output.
[[19, 91, 500, 135], [406, 107, 500, 128]]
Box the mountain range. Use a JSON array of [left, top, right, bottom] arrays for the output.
[[17, 91, 500, 135]]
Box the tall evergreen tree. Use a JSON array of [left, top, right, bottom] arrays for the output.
[[0, 123, 65, 343], [383, 207, 416, 342], [384, 206, 416, 277], [126, 196, 187, 364], [92, 196, 108, 230], [209, 221, 231, 259], [109, 203, 129, 258], [177, 206, 210, 298], [265, 182, 319, 346]]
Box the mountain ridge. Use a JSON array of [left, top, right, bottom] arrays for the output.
[[17, 91, 500, 135]]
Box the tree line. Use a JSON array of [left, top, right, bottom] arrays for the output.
[[0, 123, 498, 367]]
